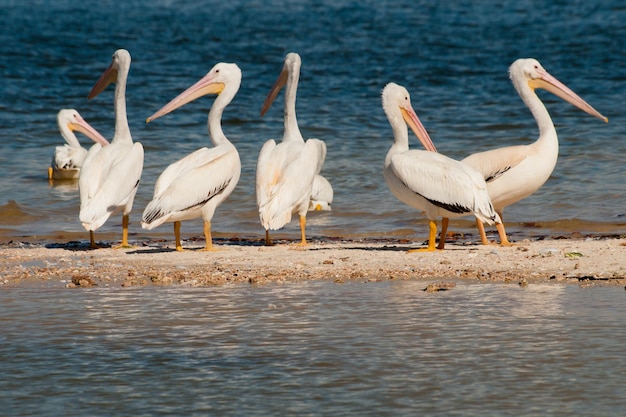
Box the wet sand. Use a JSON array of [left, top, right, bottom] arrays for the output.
[[1, 233, 625, 289]]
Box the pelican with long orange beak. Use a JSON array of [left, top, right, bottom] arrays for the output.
[[79, 49, 144, 249], [462, 58, 607, 245], [141, 62, 242, 252], [382, 82, 499, 251], [256, 52, 327, 246], [49, 109, 109, 180]]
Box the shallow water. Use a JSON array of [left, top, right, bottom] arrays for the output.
[[1, 281, 625, 416], [0, 0, 625, 244]]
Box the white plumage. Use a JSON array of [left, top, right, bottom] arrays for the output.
[[462, 58, 607, 245], [309, 175, 333, 211], [49, 109, 109, 180], [382, 82, 499, 251], [79, 49, 144, 249], [141, 62, 242, 251], [256, 52, 327, 245]]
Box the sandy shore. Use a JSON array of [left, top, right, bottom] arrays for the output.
[[1, 233, 625, 289]]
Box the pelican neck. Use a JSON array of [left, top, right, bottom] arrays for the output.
[[112, 64, 132, 144]]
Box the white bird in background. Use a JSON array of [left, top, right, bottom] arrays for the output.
[[49, 109, 109, 180], [462, 58, 607, 246], [141, 63, 242, 252], [309, 174, 333, 211], [256, 52, 327, 246], [382, 82, 499, 251], [79, 49, 144, 249]]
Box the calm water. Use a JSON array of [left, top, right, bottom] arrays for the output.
[[0, 0, 625, 244], [1, 281, 625, 416]]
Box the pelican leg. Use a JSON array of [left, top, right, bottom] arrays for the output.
[[47, 167, 53, 180], [113, 214, 133, 249], [174, 221, 184, 251], [495, 211, 512, 246], [408, 220, 438, 252], [437, 217, 449, 250], [265, 230, 274, 246], [298, 215, 308, 246], [476, 218, 490, 245], [201, 221, 218, 252], [89, 230, 99, 249]]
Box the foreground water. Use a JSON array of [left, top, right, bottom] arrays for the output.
[[0, 0, 625, 244], [0, 281, 624, 416]]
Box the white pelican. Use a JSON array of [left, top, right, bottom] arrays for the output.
[[382, 82, 499, 251], [462, 58, 607, 245], [49, 109, 109, 180], [79, 49, 144, 249], [141, 62, 242, 252], [256, 52, 327, 245], [309, 174, 333, 211]]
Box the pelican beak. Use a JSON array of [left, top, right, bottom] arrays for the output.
[[401, 106, 438, 152], [146, 73, 225, 123], [68, 114, 109, 146], [260, 67, 288, 117], [529, 69, 608, 123], [88, 62, 118, 100]]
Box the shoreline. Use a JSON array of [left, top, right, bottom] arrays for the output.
[[1, 233, 625, 289]]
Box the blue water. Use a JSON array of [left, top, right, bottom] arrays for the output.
[[0, 0, 624, 244], [1, 281, 625, 416]]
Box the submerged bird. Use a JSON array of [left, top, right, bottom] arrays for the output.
[[462, 58, 607, 245], [79, 49, 144, 249], [256, 52, 327, 245], [382, 82, 499, 251], [309, 174, 333, 211], [49, 109, 109, 180], [141, 63, 242, 252]]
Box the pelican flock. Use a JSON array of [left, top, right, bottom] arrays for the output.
[[141, 63, 242, 251], [256, 52, 327, 245], [49, 109, 109, 180], [462, 58, 607, 245], [49, 49, 606, 252], [382, 82, 499, 251], [79, 49, 144, 249]]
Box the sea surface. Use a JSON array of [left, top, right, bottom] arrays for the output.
[[0, 0, 624, 244], [1, 281, 625, 416]]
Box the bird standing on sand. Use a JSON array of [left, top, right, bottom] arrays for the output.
[[141, 63, 242, 252], [256, 52, 327, 246], [382, 82, 499, 251], [79, 49, 144, 249], [462, 58, 607, 245]]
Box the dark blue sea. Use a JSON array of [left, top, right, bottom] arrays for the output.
[[0, 0, 624, 243], [1, 1, 625, 416]]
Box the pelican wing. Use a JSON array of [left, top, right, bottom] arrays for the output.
[[462, 145, 528, 183], [255, 139, 279, 207], [142, 147, 240, 227], [390, 150, 496, 223], [79, 142, 144, 229], [54, 144, 88, 170], [257, 139, 323, 229], [313, 139, 327, 174]]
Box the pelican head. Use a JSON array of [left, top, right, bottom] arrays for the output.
[[260, 52, 301, 117], [382, 83, 437, 152], [146, 62, 242, 123], [509, 58, 607, 123], [57, 109, 109, 146], [88, 49, 132, 100]]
